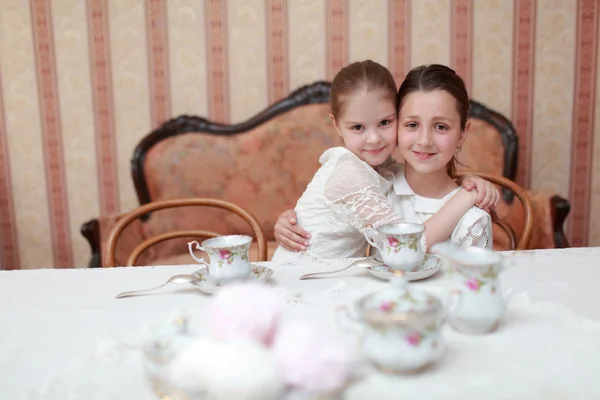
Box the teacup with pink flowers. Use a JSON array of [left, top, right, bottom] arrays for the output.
[[188, 235, 252, 282], [365, 222, 426, 272]]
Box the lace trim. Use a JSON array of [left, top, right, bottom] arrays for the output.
[[457, 215, 493, 249], [323, 152, 402, 234]]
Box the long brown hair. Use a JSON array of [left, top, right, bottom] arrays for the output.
[[397, 64, 469, 178], [330, 60, 397, 120]]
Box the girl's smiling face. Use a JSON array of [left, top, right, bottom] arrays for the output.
[[332, 89, 398, 167], [397, 89, 469, 176]]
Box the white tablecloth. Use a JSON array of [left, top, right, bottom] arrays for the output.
[[1, 247, 600, 399]]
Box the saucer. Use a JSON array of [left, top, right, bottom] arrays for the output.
[[366, 254, 443, 282], [189, 264, 273, 294]]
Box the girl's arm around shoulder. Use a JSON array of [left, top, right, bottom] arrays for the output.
[[423, 188, 478, 250]]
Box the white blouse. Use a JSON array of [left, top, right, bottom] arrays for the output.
[[271, 147, 403, 262]]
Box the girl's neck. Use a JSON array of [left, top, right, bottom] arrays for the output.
[[404, 163, 457, 199]]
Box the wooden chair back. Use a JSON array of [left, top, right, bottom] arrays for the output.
[[104, 198, 267, 267]]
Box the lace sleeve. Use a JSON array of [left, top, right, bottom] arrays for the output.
[[456, 212, 493, 249], [323, 152, 403, 232]]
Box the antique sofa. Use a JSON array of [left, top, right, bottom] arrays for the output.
[[81, 82, 570, 268]]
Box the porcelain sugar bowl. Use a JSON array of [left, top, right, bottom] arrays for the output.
[[338, 276, 445, 374]]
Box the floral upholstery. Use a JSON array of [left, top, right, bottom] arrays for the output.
[[140, 104, 343, 261], [91, 101, 564, 267]]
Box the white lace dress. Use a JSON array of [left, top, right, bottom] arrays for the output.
[[388, 163, 493, 249], [271, 147, 403, 262]]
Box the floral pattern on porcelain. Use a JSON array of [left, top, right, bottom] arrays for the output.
[[377, 254, 441, 273], [207, 245, 249, 268], [140, 104, 342, 262], [376, 290, 424, 313], [465, 277, 482, 292], [450, 264, 501, 292], [250, 264, 270, 279], [385, 234, 420, 253], [369, 323, 438, 350], [405, 331, 425, 347]]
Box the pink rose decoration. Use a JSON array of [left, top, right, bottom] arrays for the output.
[[272, 319, 353, 393], [387, 237, 399, 247], [218, 249, 232, 260], [465, 277, 480, 292], [207, 282, 284, 346], [405, 332, 422, 347], [380, 300, 394, 312]]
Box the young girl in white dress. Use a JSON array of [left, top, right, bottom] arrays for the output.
[[271, 61, 496, 262]]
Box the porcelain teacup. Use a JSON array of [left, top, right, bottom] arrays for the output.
[[431, 242, 512, 334], [337, 278, 445, 374], [187, 235, 252, 282], [365, 222, 426, 272]]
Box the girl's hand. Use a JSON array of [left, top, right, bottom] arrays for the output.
[[455, 186, 479, 206], [461, 175, 500, 211], [274, 210, 311, 251]]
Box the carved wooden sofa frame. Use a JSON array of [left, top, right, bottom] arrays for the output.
[[81, 82, 571, 268]]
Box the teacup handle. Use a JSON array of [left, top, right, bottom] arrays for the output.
[[364, 225, 383, 251], [334, 305, 364, 337], [187, 241, 209, 267]]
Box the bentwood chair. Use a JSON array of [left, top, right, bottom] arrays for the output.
[[455, 171, 534, 250], [103, 198, 267, 267]]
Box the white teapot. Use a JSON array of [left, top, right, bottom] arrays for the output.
[[430, 242, 512, 334]]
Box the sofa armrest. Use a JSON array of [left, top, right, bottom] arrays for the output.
[[80, 219, 102, 268], [550, 195, 570, 248], [495, 190, 570, 249], [80, 213, 148, 268], [528, 191, 570, 249]]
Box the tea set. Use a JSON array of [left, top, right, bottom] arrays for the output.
[[339, 222, 513, 374], [121, 222, 513, 377]]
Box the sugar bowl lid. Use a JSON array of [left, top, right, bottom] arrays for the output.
[[357, 274, 442, 325]]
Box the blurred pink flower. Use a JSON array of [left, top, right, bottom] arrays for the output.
[[405, 331, 422, 346], [218, 249, 232, 260], [380, 300, 394, 312], [207, 282, 284, 346], [387, 237, 399, 247], [272, 319, 353, 393], [465, 277, 481, 292]]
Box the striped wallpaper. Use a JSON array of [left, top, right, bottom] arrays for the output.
[[0, 0, 598, 269]]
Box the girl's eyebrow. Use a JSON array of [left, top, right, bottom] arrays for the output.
[[432, 116, 455, 122], [346, 112, 396, 124], [401, 115, 455, 122]]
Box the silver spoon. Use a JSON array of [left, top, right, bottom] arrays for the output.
[[115, 274, 197, 298], [299, 258, 383, 280]]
